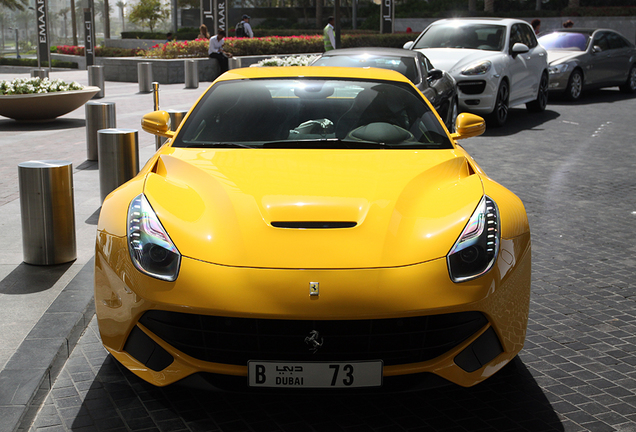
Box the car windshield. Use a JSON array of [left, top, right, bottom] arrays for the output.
[[414, 23, 506, 51], [312, 55, 419, 84], [538, 32, 589, 51], [172, 78, 452, 149]]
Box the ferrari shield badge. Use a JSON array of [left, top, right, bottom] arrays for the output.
[[309, 282, 319, 296]]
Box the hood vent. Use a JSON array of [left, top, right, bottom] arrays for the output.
[[271, 221, 357, 229]]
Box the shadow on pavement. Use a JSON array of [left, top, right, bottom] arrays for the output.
[[547, 88, 636, 106], [74, 355, 564, 431], [0, 261, 73, 294], [0, 118, 85, 131], [482, 109, 561, 137]]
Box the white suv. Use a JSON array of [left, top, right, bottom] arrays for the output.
[[404, 18, 549, 126]]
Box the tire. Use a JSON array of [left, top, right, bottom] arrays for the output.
[[445, 97, 458, 133], [526, 72, 548, 112], [488, 80, 509, 127], [619, 64, 636, 93], [565, 69, 583, 101]]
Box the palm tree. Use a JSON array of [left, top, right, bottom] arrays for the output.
[[116, 0, 125, 32], [59, 7, 70, 41], [484, 0, 494, 13], [70, 0, 78, 46], [0, 0, 28, 11]]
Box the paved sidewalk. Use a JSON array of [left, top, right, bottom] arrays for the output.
[[0, 67, 207, 431]]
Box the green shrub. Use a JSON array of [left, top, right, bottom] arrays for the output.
[[0, 57, 78, 69]]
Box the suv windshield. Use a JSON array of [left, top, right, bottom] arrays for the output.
[[414, 23, 506, 51], [172, 78, 452, 150]]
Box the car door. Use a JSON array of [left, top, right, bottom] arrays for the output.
[[587, 31, 614, 85], [518, 23, 546, 98], [415, 53, 439, 109], [605, 32, 633, 84], [507, 23, 534, 103]]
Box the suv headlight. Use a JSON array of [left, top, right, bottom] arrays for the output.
[[128, 194, 181, 281], [447, 196, 499, 283], [461, 61, 492, 76]]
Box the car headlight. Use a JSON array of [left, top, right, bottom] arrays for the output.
[[548, 63, 570, 75], [447, 196, 499, 283], [128, 194, 181, 281], [461, 61, 492, 76]]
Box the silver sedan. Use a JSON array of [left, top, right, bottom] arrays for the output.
[[539, 28, 636, 100]]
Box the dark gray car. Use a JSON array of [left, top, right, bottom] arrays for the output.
[[311, 47, 458, 131], [538, 28, 636, 100]]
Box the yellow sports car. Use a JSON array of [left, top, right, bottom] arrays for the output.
[[95, 66, 531, 390]]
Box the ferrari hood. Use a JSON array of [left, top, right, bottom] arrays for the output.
[[416, 48, 504, 75], [143, 148, 484, 269], [547, 50, 582, 65]]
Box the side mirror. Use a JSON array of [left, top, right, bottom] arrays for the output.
[[592, 45, 602, 53], [428, 68, 444, 81], [451, 113, 485, 140], [511, 42, 529, 56], [403, 41, 414, 50], [141, 110, 175, 138]]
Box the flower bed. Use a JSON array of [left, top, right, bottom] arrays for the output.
[[0, 77, 83, 95]]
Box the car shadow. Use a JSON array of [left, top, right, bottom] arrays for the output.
[[481, 108, 560, 137], [72, 355, 564, 431], [548, 88, 636, 106]]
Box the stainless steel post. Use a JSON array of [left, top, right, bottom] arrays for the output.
[[158, 109, 188, 149], [30, 69, 49, 79], [18, 160, 76, 265], [85, 101, 116, 161], [88, 65, 105, 98], [98, 128, 140, 202], [138, 62, 153, 93], [184, 59, 199, 89], [152, 82, 162, 149]]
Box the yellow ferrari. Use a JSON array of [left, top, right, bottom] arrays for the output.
[[95, 66, 531, 390]]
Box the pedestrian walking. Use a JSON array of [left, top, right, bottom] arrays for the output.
[[324, 16, 335, 51], [236, 15, 254, 38]]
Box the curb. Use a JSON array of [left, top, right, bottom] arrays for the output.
[[0, 258, 95, 432]]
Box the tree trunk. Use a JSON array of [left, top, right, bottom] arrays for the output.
[[468, 0, 476, 13], [535, 0, 541, 11], [568, 0, 579, 7], [70, 0, 78, 46], [484, 0, 494, 13], [104, 0, 110, 38], [316, 0, 323, 30]]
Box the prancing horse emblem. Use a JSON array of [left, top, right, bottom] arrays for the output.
[[304, 330, 324, 354]]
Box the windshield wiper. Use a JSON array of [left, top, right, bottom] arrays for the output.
[[262, 139, 389, 149], [180, 141, 253, 149]]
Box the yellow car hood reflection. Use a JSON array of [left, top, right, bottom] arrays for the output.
[[143, 147, 483, 269]]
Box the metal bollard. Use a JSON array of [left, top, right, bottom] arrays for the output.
[[18, 160, 76, 265], [184, 59, 199, 89], [30, 69, 49, 79], [158, 109, 188, 149], [138, 62, 153, 93], [88, 65, 105, 98], [98, 128, 139, 202], [85, 101, 116, 161]]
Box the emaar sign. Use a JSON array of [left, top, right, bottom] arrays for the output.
[[36, 0, 50, 67]]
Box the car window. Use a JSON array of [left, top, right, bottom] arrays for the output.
[[593, 32, 611, 51], [509, 24, 524, 48], [519, 24, 538, 48], [172, 79, 452, 150], [414, 23, 506, 51], [538, 32, 589, 51], [607, 32, 629, 49], [313, 55, 419, 84]]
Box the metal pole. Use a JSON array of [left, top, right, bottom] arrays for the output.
[[152, 82, 161, 149]]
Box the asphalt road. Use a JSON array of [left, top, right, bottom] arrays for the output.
[[29, 88, 636, 432]]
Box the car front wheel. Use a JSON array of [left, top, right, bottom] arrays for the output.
[[619, 64, 636, 93], [527, 72, 548, 112], [488, 80, 509, 127], [565, 69, 583, 101]]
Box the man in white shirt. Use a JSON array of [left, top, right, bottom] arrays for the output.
[[208, 30, 232, 74], [323, 16, 335, 51]]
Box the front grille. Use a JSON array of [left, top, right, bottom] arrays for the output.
[[458, 80, 487, 95], [271, 221, 357, 229], [138, 311, 488, 366]]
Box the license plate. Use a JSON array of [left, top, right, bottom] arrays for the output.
[[248, 360, 383, 388]]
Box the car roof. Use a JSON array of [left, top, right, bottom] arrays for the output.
[[543, 28, 615, 36], [321, 47, 421, 59], [216, 65, 414, 85], [431, 17, 527, 26]]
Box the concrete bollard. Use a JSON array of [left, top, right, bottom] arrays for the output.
[[30, 69, 49, 79], [85, 101, 116, 161], [88, 65, 105, 98], [158, 109, 188, 149], [138, 62, 153, 93], [18, 160, 76, 265], [184, 59, 199, 89], [98, 128, 139, 202]]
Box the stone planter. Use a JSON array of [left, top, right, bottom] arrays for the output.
[[0, 86, 101, 121]]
